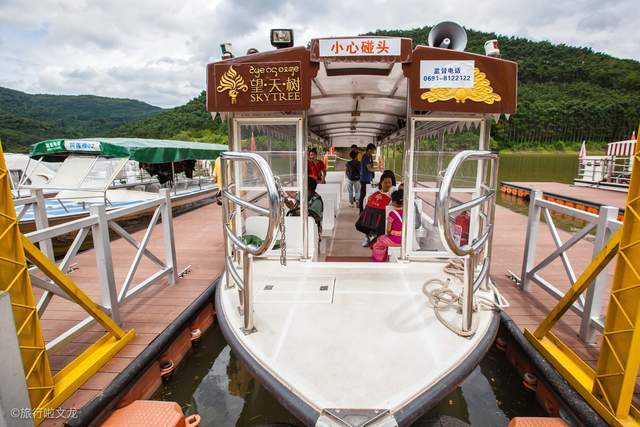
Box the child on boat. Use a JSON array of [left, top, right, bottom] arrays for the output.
[[371, 189, 403, 262]]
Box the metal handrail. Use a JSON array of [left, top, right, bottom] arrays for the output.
[[436, 150, 498, 257], [436, 150, 499, 333], [221, 152, 283, 334], [221, 152, 282, 257]]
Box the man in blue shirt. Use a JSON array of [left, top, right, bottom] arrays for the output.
[[358, 143, 376, 212]]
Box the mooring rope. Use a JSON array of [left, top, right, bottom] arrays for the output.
[[424, 259, 509, 337]]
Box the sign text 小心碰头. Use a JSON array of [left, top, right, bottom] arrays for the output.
[[318, 38, 401, 57]]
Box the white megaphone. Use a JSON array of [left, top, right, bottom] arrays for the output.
[[428, 21, 467, 51]]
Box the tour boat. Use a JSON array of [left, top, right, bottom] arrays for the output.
[[209, 23, 516, 426]]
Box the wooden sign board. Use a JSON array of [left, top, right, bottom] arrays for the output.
[[206, 47, 317, 112], [403, 47, 518, 114], [310, 37, 413, 63]]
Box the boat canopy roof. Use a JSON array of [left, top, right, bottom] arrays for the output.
[[30, 138, 227, 163], [206, 37, 518, 147]]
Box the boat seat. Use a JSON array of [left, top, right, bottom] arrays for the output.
[[325, 171, 344, 184], [244, 216, 318, 261], [316, 183, 342, 211], [373, 171, 382, 185], [320, 197, 335, 237], [324, 172, 345, 193]]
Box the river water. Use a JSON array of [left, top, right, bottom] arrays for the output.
[[155, 153, 579, 426], [497, 153, 578, 184]]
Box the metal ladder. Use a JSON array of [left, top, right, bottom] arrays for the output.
[[220, 152, 284, 334], [436, 150, 499, 333]]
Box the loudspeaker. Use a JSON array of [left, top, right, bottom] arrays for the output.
[[428, 22, 467, 51]]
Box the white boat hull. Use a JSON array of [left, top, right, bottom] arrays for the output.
[[216, 260, 499, 426]]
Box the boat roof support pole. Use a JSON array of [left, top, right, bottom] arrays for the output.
[[480, 119, 497, 290], [230, 115, 244, 268], [437, 129, 445, 189], [171, 161, 176, 196], [300, 113, 309, 259], [400, 83, 414, 261]]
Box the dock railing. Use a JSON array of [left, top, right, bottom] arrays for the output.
[[24, 188, 178, 352], [520, 189, 622, 343]]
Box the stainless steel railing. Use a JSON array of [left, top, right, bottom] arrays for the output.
[[436, 150, 499, 332], [220, 152, 283, 334]]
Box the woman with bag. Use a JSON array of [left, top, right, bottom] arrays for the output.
[[355, 173, 394, 247]]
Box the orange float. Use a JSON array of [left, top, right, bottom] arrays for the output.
[[508, 417, 567, 427], [103, 400, 201, 427]]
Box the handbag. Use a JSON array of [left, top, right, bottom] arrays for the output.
[[355, 192, 391, 236]]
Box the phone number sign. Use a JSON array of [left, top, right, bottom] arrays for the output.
[[419, 60, 474, 88]]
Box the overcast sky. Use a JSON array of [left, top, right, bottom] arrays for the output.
[[0, 0, 637, 108]]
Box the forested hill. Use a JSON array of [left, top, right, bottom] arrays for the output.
[[107, 26, 640, 152], [108, 92, 227, 144], [0, 87, 162, 152], [369, 26, 640, 150], [3, 26, 639, 152]]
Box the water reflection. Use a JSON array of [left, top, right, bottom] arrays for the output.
[[155, 326, 544, 426]]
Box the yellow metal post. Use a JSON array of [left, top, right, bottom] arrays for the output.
[[0, 144, 55, 411], [593, 139, 640, 418], [0, 143, 135, 425], [525, 134, 640, 426]]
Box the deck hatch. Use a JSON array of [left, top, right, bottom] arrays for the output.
[[254, 275, 335, 303]]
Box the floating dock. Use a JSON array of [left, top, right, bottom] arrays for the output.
[[37, 203, 225, 426], [501, 181, 627, 220], [27, 186, 637, 424]]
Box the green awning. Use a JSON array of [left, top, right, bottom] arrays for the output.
[[30, 138, 227, 163]]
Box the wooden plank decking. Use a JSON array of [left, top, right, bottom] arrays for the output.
[[503, 181, 627, 210], [38, 203, 225, 426]]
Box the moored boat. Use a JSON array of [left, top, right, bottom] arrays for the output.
[[16, 138, 226, 255], [207, 23, 516, 426]]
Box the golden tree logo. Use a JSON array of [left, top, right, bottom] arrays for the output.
[[421, 68, 502, 105], [216, 66, 248, 104]]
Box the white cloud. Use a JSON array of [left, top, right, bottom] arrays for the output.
[[0, 0, 637, 108]]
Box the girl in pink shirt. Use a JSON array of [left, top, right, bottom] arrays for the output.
[[371, 189, 403, 262]]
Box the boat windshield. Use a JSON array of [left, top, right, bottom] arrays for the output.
[[236, 123, 299, 192], [22, 154, 127, 192]]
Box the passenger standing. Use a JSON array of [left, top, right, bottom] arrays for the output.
[[350, 144, 363, 161], [307, 148, 326, 183], [345, 150, 361, 207], [212, 156, 222, 205], [358, 143, 376, 213]]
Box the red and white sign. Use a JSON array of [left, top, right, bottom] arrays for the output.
[[318, 37, 401, 57]]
